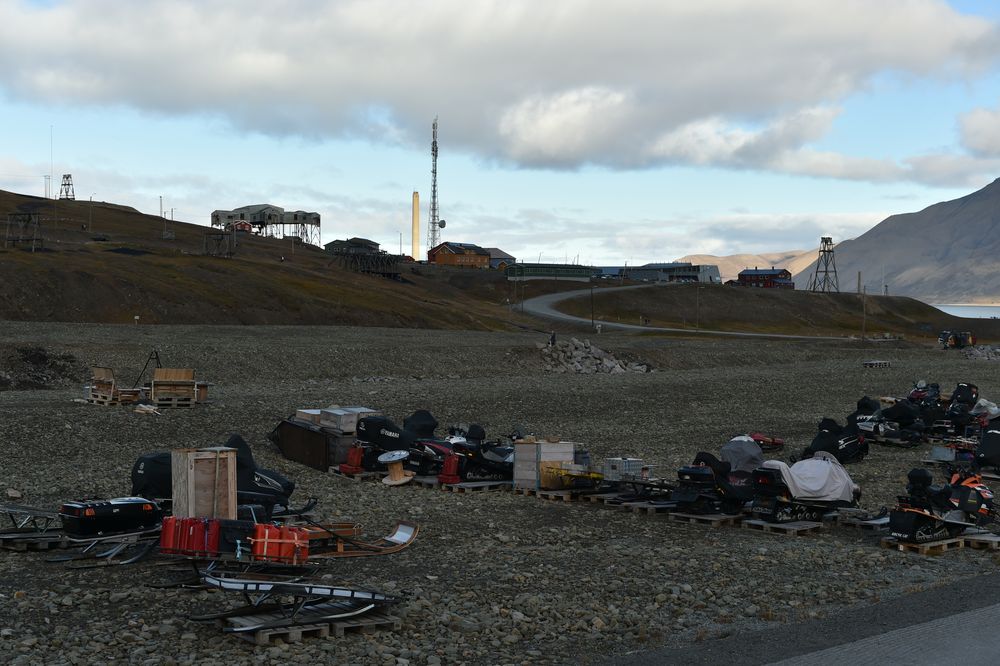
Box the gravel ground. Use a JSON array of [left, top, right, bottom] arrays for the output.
[[1, 321, 998, 666]]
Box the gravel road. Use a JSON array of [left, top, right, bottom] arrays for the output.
[[0, 321, 996, 666]]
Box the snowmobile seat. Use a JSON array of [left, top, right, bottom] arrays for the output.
[[906, 468, 934, 493], [692, 451, 731, 478]]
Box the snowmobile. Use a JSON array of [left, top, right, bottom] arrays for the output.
[[889, 467, 997, 543], [750, 451, 861, 522], [800, 418, 868, 462], [130, 434, 300, 519], [352, 414, 452, 475], [442, 424, 514, 482], [672, 436, 762, 515], [974, 428, 1000, 471]]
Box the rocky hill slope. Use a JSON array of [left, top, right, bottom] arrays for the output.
[[792, 178, 1000, 302]]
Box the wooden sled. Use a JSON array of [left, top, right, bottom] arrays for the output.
[[307, 520, 418, 559]]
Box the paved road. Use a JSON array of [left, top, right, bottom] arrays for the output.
[[521, 284, 845, 341], [605, 571, 1000, 665]]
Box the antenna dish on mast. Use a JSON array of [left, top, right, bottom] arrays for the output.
[[439, 219, 446, 229]]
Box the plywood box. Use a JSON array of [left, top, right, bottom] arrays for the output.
[[171, 447, 237, 519], [319, 405, 381, 432], [320, 408, 357, 433], [514, 441, 578, 490], [295, 409, 323, 424]]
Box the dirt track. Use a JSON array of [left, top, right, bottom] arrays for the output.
[[1, 322, 997, 665]]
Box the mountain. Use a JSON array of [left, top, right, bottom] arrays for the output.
[[793, 178, 1000, 303], [677, 250, 816, 282]]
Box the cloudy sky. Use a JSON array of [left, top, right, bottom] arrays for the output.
[[2, 0, 1000, 264]]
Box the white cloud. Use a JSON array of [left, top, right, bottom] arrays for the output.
[[959, 104, 1000, 156], [0, 0, 998, 184]]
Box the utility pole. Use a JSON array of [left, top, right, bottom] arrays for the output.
[[89, 194, 95, 233], [590, 283, 595, 329], [861, 286, 867, 343], [696, 286, 700, 330]]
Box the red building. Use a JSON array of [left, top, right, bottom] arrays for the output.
[[733, 268, 794, 289]]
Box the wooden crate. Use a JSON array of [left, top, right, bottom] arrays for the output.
[[151, 368, 197, 401], [171, 447, 237, 519], [513, 441, 577, 490], [320, 408, 358, 433], [295, 409, 323, 424]]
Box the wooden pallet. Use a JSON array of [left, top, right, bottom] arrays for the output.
[[614, 501, 673, 515], [412, 476, 440, 489], [86, 395, 119, 406], [440, 480, 512, 493], [963, 533, 1000, 550], [668, 511, 742, 527], [224, 611, 400, 646], [154, 396, 196, 409], [742, 519, 823, 536], [513, 487, 538, 497], [329, 470, 382, 482], [584, 492, 625, 504], [536, 490, 580, 502], [880, 535, 965, 555]]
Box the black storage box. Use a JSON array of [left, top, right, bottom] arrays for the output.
[[59, 497, 162, 537]]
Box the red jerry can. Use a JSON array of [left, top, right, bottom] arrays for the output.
[[159, 516, 180, 554], [339, 445, 365, 475], [438, 453, 462, 485]]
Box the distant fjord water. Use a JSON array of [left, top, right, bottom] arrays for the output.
[[931, 304, 1000, 319]]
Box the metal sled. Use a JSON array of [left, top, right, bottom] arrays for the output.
[[191, 572, 396, 634]]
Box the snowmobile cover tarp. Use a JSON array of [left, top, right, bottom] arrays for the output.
[[881, 400, 921, 428], [970, 399, 1000, 420], [403, 410, 438, 438], [761, 452, 858, 503], [720, 436, 764, 474]]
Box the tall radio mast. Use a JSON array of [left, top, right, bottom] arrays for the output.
[[427, 117, 441, 255]]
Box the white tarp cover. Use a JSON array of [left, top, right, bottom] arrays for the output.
[[720, 436, 764, 473], [761, 451, 857, 502], [970, 399, 1000, 419]]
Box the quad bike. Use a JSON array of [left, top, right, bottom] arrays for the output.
[[442, 424, 514, 482], [131, 434, 305, 520], [673, 451, 757, 515], [750, 451, 861, 522], [889, 467, 997, 543]]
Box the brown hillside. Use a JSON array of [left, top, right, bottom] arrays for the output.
[[1, 189, 994, 339], [558, 283, 1000, 342], [0, 189, 533, 329]]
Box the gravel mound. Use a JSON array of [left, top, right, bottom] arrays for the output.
[[0, 322, 995, 665]]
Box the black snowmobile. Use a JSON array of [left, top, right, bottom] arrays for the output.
[[800, 418, 868, 463], [443, 424, 514, 482], [975, 428, 1000, 471], [889, 467, 997, 543], [130, 434, 303, 519], [750, 451, 861, 522], [672, 436, 762, 515], [353, 413, 452, 475]]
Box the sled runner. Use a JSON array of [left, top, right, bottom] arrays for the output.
[[191, 572, 397, 635]]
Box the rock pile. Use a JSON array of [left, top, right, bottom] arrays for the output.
[[963, 345, 1000, 361], [539, 337, 652, 374]]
